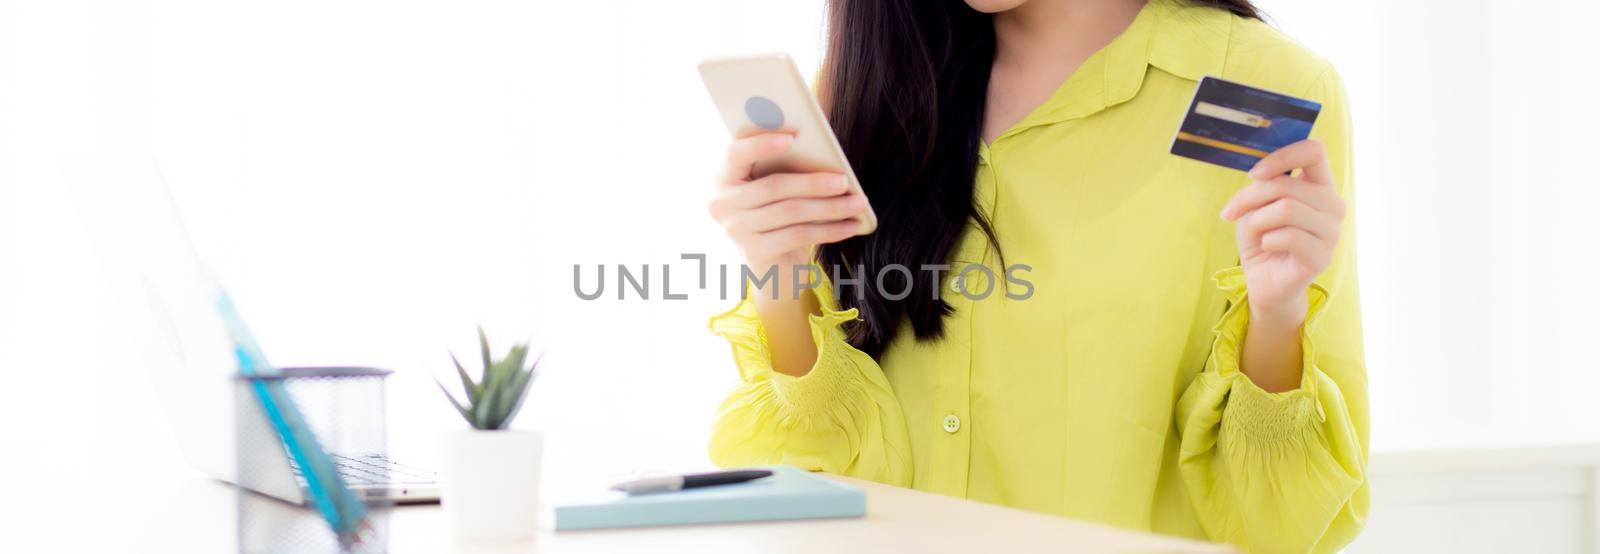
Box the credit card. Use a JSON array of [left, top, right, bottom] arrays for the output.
[[1170, 76, 1322, 172]]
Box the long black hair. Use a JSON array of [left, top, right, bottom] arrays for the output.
[[815, 0, 1261, 358]]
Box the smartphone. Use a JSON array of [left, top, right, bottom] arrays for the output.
[[697, 53, 877, 235]]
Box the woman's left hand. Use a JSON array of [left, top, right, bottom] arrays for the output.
[[1219, 139, 1345, 326]]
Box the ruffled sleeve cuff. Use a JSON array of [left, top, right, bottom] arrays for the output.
[[707, 287, 861, 419], [706, 283, 913, 484], [1206, 266, 1331, 437], [1176, 267, 1366, 551]]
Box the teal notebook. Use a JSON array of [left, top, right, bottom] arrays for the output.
[[553, 465, 866, 530]]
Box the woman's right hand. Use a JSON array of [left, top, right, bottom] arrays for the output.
[[709, 132, 865, 376], [707, 133, 867, 273]]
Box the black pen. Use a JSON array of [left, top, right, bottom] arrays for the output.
[[610, 469, 774, 494]]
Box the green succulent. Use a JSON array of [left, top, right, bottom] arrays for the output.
[[435, 327, 541, 430]]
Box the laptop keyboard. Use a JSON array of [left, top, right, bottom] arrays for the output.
[[287, 453, 438, 486]]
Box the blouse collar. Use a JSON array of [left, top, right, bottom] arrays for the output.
[[996, 0, 1233, 140]]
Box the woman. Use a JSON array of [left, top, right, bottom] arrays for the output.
[[704, 0, 1367, 551]]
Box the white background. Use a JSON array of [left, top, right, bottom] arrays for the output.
[[3, 0, 1598, 550]]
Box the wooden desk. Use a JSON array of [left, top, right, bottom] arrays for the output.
[[123, 474, 1232, 553], [385, 474, 1230, 553]]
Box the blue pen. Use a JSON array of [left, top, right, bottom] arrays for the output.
[[218, 292, 369, 547]]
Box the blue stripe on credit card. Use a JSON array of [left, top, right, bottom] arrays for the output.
[[1170, 76, 1322, 172]]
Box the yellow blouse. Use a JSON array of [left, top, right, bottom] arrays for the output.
[[707, 1, 1368, 551]]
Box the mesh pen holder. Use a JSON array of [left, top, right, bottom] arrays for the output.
[[235, 366, 393, 554]]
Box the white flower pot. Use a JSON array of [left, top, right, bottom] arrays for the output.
[[439, 429, 544, 542]]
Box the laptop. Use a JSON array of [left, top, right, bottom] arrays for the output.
[[70, 158, 440, 504]]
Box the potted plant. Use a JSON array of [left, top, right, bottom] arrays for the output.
[[434, 328, 543, 542]]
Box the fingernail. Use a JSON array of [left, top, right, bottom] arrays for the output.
[[847, 194, 865, 208], [1248, 165, 1267, 178], [830, 175, 847, 190], [770, 135, 793, 148], [1218, 207, 1230, 220]]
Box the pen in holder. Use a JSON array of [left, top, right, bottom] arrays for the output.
[[235, 367, 393, 553]]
